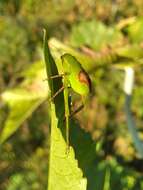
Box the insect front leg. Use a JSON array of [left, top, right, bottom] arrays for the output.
[[43, 73, 64, 81], [50, 74, 65, 79], [46, 74, 66, 101], [50, 86, 64, 101]]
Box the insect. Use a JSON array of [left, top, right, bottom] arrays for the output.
[[61, 53, 91, 96], [51, 53, 92, 150], [50, 54, 91, 98]]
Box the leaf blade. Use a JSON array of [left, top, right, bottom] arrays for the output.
[[43, 29, 87, 190]]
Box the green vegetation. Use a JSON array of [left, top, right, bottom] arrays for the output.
[[1, 1, 143, 189]]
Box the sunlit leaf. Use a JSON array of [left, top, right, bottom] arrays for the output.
[[0, 61, 48, 144], [70, 19, 123, 50], [127, 17, 143, 43], [43, 30, 87, 190]]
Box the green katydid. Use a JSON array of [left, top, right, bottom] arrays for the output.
[[61, 53, 91, 96], [51, 53, 92, 149]]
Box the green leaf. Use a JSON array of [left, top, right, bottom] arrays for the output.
[[43, 30, 87, 190], [49, 38, 117, 74], [116, 44, 143, 59], [127, 17, 143, 43], [70, 19, 123, 50], [0, 61, 48, 144], [70, 122, 102, 190], [49, 37, 96, 72]]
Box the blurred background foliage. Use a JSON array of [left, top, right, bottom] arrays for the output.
[[1, 0, 143, 189]]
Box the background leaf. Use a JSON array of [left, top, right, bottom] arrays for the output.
[[127, 17, 143, 43], [0, 61, 48, 144], [70, 19, 123, 50]]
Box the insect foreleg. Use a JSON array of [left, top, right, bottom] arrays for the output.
[[50, 86, 64, 101], [50, 74, 65, 79], [43, 74, 64, 81]]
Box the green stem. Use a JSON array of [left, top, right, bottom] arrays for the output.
[[63, 76, 70, 151], [125, 94, 143, 157]]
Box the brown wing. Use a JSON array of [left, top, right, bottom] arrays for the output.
[[78, 70, 92, 93]]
